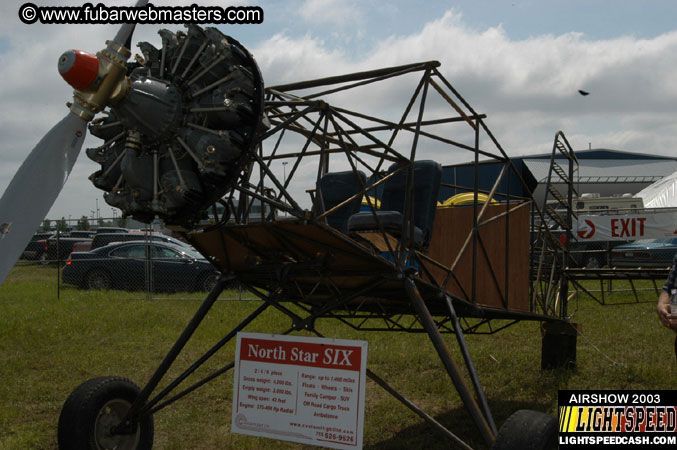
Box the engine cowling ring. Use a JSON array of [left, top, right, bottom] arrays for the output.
[[86, 24, 264, 228]]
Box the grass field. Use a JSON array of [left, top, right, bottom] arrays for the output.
[[0, 264, 675, 449]]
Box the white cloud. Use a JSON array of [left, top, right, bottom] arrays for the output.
[[254, 8, 677, 162], [297, 0, 363, 28], [2, 1, 677, 221]]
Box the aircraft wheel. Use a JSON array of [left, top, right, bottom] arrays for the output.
[[492, 409, 557, 450], [58, 376, 154, 450]]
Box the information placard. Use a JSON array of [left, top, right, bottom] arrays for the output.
[[232, 332, 368, 449]]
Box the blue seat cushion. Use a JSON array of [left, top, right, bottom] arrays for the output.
[[319, 170, 366, 234], [348, 210, 424, 248]]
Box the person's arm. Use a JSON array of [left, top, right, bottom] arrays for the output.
[[657, 291, 677, 330], [658, 254, 677, 330]]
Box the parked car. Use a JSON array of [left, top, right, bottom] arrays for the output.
[[568, 240, 630, 269], [610, 238, 677, 268], [69, 230, 97, 239], [22, 232, 54, 260], [542, 228, 630, 269], [44, 233, 94, 263], [87, 232, 189, 252], [62, 241, 218, 292], [72, 231, 186, 253], [72, 240, 94, 253], [95, 227, 129, 234]]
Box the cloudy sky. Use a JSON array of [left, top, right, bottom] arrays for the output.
[[2, 0, 677, 221]]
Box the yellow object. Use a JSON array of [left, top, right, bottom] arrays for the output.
[[361, 196, 381, 209], [441, 192, 497, 207]]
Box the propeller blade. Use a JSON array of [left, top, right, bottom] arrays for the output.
[[0, 112, 87, 284], [113, 0, 149, 47]]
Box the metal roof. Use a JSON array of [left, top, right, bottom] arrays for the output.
[[523, 158, 677, 184], [524, 148, 677, 161]]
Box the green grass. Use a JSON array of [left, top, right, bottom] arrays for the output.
[[0, 265, 675, 449]]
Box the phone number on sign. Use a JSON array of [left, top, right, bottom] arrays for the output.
[[321, 431, 355, 443]]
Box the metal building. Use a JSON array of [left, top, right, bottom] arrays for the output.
[[521, 148, 677, 204], [440, 149, 677, 206]]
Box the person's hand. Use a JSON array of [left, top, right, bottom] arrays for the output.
[[657, 293, 677, 331]]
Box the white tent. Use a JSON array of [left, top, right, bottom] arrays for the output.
[[636, 171, 677, 208]]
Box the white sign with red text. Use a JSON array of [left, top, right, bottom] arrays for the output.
[[232, 332, 368, 450], [575, 211, 677, 241]]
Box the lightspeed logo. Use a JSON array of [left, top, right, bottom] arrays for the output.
[[559, 390, 677, 449]]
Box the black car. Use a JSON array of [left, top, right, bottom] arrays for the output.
[[610, 238, 677, 268], [545, 229, 629, 269], [44, 232, 95, 263], [90, 233, 188, 251], [69, 230, 97, 239], [95, 227, 129, 234], [22, 232, 54, 260], [62, 241, 219, 292]]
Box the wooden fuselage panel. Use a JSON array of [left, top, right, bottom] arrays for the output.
[[187, 202, 531, 314]]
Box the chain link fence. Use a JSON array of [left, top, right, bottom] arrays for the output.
[[19, 215, 671, 303], [567, 240, 619, 269], [17, 217, 246, 301], [564, 236, 670, 304]]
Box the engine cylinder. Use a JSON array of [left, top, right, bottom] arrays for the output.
[[85, 25, 264, 227]]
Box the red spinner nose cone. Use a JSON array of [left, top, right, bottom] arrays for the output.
[[58, 49, 99, 91]]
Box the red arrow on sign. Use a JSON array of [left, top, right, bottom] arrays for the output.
[[577, 219, 596, 239]]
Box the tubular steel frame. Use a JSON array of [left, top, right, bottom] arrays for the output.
[[116, 61, 572, 449], [533, 135, 670, 308], [531, 131, 579, 319]]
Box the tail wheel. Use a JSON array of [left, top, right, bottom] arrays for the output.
[[492, 409, 557, 450], [58, 376, 154, 450], [85, 269, 112, 290]]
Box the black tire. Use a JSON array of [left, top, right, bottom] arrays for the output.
[[197, 272, 219, 292], [58, 376, 154, 450], [492, 409, 557, 450], [584, 255, 601, 269], [38, 252, 50, 265], [86, 269, 112, 290]]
